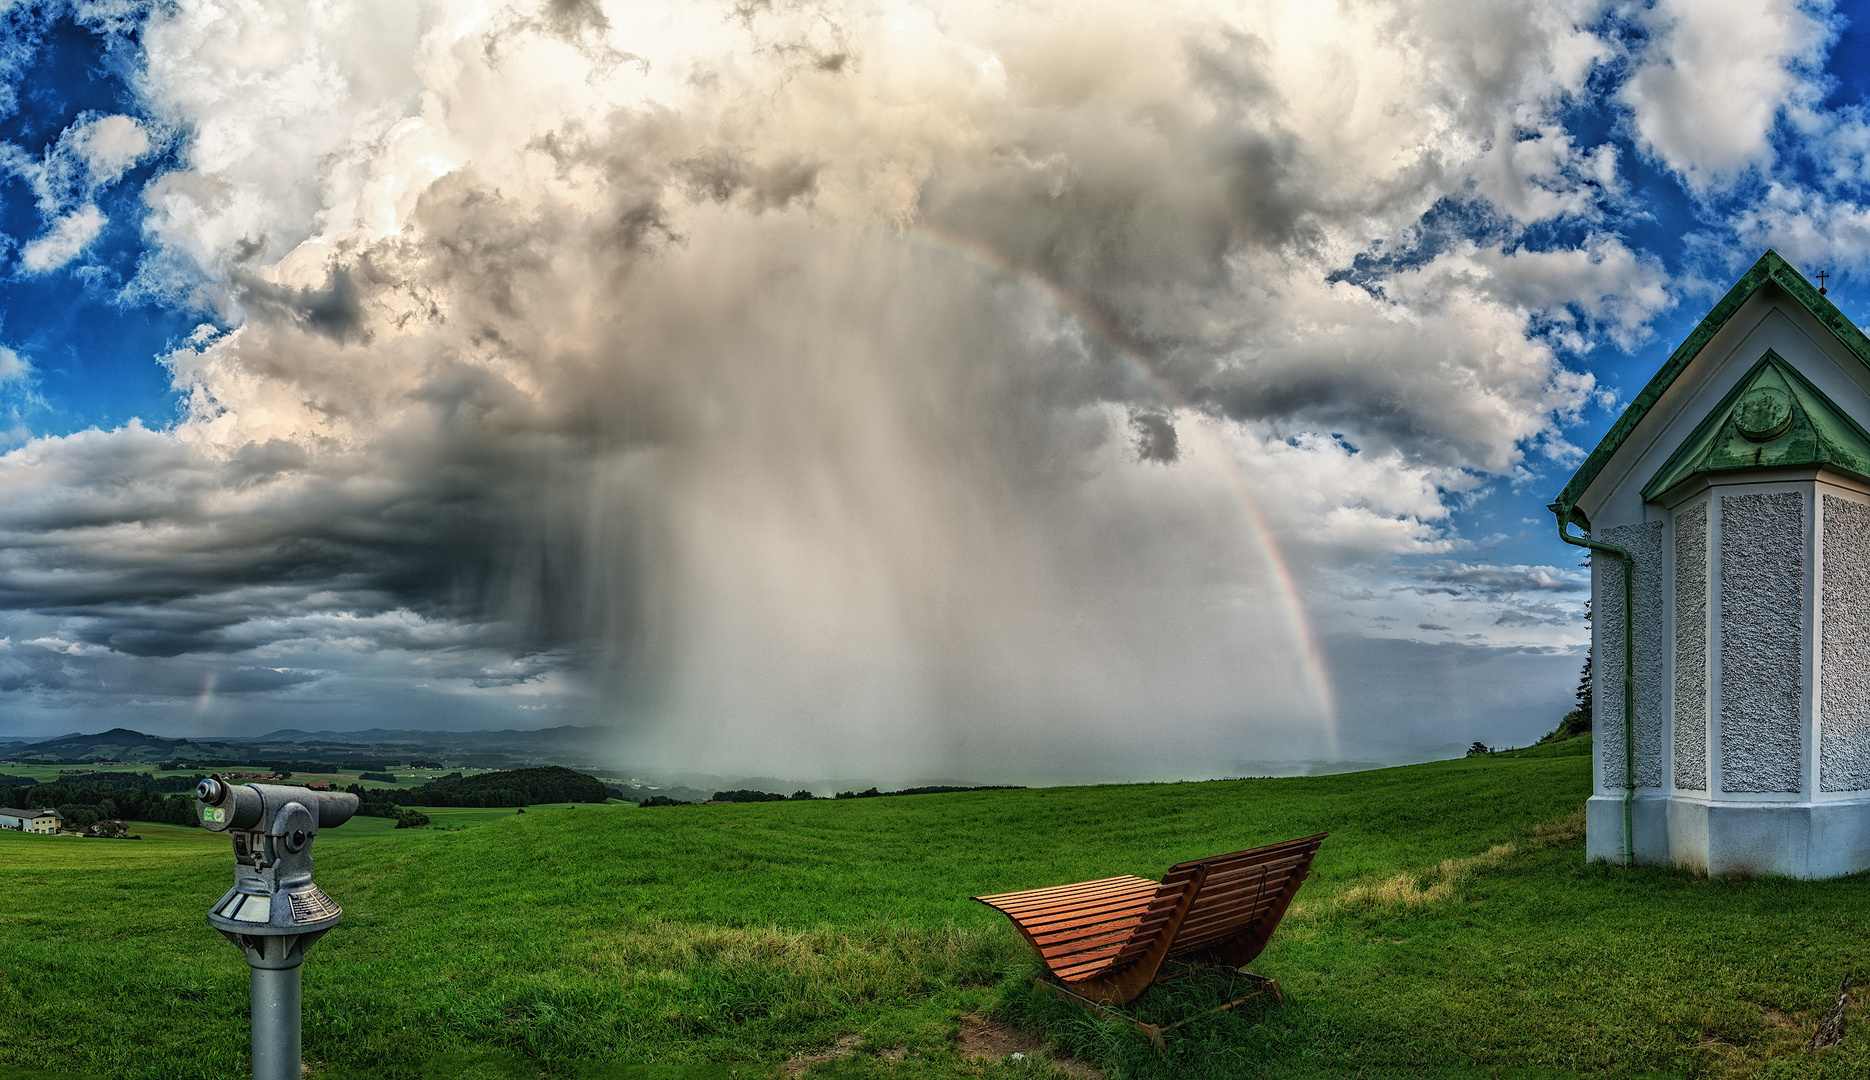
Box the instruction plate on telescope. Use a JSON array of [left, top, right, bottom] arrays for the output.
[[289, 888, 342, 924]]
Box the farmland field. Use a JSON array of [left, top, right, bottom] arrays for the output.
[[2, 736, 1866, 1079]]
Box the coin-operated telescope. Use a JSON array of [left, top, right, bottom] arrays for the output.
[[196, 776, 359, 1080]]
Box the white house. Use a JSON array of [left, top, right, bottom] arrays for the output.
[[0, 807, 64, 834], [1553, 250, 1870, 879]]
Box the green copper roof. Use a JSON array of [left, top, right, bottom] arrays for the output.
[[1552, 249, 1870, 521], [1640, 351, 1870, 500]]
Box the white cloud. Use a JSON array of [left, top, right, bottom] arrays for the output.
[[1619, 0, 1834, 191], [0, 346, 26, 383], [19, 205, 106, 273], [1, 112, 155, 220], [1384, 237, 1673, 352], [68, 114, 152, 186], [1469, 120, 1620, 223]]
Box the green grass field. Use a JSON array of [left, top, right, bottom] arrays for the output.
[[0, 764, 208, 784], [2, 737, 1866, 1079]]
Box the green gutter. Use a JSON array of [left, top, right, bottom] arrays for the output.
[[1551, 504, 1635, 868]]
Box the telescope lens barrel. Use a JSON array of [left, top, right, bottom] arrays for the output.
[[312, 791, 360, 829]]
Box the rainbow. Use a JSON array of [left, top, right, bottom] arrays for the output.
[[196, 669, 217, 714], [902, 225, 1339, 750]]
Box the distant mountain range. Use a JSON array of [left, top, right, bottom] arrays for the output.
[[0, 726, 1162, 795], [234, 726, 607, 750], [0, 726, 611, 766]]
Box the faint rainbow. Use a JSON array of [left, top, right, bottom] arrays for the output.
[[902, 226, 1338, 750], [196, 669, 217, 714]]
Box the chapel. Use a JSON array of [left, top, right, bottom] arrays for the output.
[[1553, 250, 1870, 878]]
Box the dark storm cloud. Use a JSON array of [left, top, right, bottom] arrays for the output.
[[239, 264, 375, 345], [0, 415, 609, 663], [677, 148, 820, 211], [1128, 410, 1179, 463], [0, 636, 317, 696]]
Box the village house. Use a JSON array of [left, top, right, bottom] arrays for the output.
[[0, 807, 64, 834]]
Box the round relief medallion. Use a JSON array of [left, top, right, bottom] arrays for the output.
[[1734, 385, 1795, 442]]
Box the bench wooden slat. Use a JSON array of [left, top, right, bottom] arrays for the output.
[[1032, 917, 1148, 952], [972, 833, 1326, 1006], [975, 875, 1154, 903], [1038, 930, 1134, 960], [997, 908, 1151, 937], [985, 885, 1159, 920], [1028, 912, 1149, 947]]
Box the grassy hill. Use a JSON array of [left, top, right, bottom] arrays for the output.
[[2, 736, 1865, 1079], [1, 727, 246, 765], [399, 765, 611, 807]]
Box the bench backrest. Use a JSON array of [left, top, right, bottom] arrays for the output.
[[1106, 833, 1327, 972]]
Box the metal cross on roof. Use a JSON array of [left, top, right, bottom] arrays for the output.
[[1818, 270, 1830, 295]]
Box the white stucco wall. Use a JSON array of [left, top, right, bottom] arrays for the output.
[[1595, 521, 1665, 790], [1718, 490, 1806, 794], [1673, 498, 1710, 791], [1821, 492, 1870, 791]]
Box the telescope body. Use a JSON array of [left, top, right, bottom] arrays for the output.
[[196, 777, 359, 1080], [197, 779, 359, 957]]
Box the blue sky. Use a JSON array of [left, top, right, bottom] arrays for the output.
[[0, 10, 193, 435], [1, 0, 1868, 781]]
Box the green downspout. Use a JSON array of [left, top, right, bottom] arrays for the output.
[[1551, 502, 1636, 868]]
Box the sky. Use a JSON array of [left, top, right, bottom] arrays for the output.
[[2, 0, 1870, 782]]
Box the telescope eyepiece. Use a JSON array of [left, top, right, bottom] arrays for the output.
[[196, 776, 229, 805]]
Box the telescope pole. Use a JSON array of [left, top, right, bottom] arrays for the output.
[[195, 778, 357, 1080], [249, 964, 302, 1080]]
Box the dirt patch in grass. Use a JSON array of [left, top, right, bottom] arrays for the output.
[[783, 1033, 862, 1076], [959, 1015, 1104, 1079], [1689, 995, 1864, 1079]]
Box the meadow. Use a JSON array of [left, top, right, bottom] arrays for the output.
[[2, 736, 1866, 1080]]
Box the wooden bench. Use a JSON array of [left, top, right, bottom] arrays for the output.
[[973, 833, 1327, 1043]]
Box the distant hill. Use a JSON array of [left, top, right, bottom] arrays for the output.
[[231, 726, 608, 751], [4, 728, 246, 764], [399, 766, 610, 807], [0, 726, 612, 768]]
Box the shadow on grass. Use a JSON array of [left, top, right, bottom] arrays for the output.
[[322, 1055, 771, 1079], [985, 962, 1701, 1080]]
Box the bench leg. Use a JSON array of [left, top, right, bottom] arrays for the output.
[[1034, 977, 1167, 1051], [1034, 971, 1282, 1052], [1154, 975, 1281, 1038]]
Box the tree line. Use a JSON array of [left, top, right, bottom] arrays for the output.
[[395, 766, 608, 807], [1, 764, 619, 832], [642, 784, 1029, 806], [0, 777, 203, 829]]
